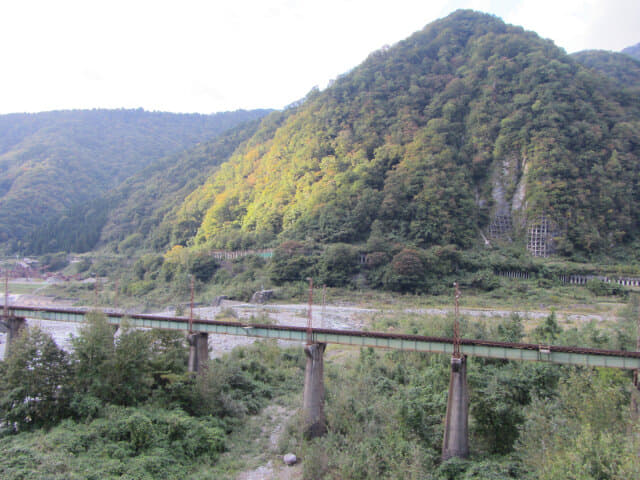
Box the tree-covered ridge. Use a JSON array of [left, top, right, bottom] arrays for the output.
[[25, 119, 265, 254], [0, 108, 271, 251], [622, 42, 640, 61], [572, 49, 640, 89], [180, 10, 640, 257]]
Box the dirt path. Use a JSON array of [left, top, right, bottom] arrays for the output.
[[234, 405, 302, 480]]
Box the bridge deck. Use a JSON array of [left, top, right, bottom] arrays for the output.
[[6, 305, 640, 369]]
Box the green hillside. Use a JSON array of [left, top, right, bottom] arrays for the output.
[[572, 49, 640, 89], [25, 119, 265, 254], [176, 10, 640, 259], [0, 108, 270, 251]]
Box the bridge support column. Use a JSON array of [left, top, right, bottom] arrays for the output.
[[442, 355, 469, 460], [303, 343, 326, 439], [188, 332, 209, 373], [3, 316, 26, 358], [632, 371, 640, 420]]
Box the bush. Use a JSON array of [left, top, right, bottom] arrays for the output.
[[133, 254, 164, 280], [187, 253, 219, 282], [42, 252, 69, 271], [363, 251, 391, 288], [586, 279, 625, 297], [317, 243, 360, 287], [383, 248, 427, 292], [190, 342, 304, 418], [118, 233, 144, 253], [470, 269, 500, 291], [270, 241, 317, 284], [125, 279, 155, 296]]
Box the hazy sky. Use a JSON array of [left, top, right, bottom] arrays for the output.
[[1, 0, 638, 115]]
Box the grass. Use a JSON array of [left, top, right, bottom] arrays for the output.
[[5, 281, 48, 295]]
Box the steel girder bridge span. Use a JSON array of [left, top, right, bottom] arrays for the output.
[[5, 304, 640, 370]]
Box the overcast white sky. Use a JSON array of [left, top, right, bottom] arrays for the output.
[[0, 0, 638, 115]]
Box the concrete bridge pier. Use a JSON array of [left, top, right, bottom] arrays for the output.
[[303, 342, 327, 439], [7, 317, 26, 345], [442, 355, 470, 460], [1, 316, 26, 358], [632, 371, 640, 420], [187, 332, 209, 373]]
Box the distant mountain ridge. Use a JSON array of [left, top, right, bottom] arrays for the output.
[[622, 42, 640, 61], [571, 49, 640, 89], [0, 108, 271, 250]]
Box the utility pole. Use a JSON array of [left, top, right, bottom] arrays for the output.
[[114, 280, 119, 310], [453, 282, 462, 359], [306, 277, 314, 345], [633, 296, 640, 420], [189, 275, 195, 334], [321, 284, 326, 329], [94, 278, 100, 307], [635, 306, 640, 389], [3, 268, 8, 319]]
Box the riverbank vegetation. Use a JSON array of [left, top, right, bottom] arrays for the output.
[[0, 314, 304, 478]]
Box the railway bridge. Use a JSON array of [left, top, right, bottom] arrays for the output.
[[2, 304, 640, 460]]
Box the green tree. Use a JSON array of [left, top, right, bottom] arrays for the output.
[[109, 327, 154, 406], [71, 312, 117, 402], [0, 328, 71, 430], [383, 248, 427, 293], [269, 241, 317, 284], [531, 311, 561, 344], [317, 243, 360, 287], [517, 368, 639, 479]]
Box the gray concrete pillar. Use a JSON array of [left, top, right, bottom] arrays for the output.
[[3, 316, 26, 358], [187, 332, 209, 373], [442, 355, 470, 460], [7, 316, 26, 346], [632, 372, 640, 420], [303, 343, 327, 439]]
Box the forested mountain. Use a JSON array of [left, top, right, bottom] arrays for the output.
[[572, 50, 640, 89], [622, 42, 640, 61], [0, 108, 271, 251], [172, 10, 640, 258], [26, 119, 265, 254]]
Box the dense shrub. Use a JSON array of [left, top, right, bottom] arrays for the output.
[[270, 241, 317, 284], [187, 252, 219, 282], [317, 243, 360, 287], [383, 248, 427, 293]]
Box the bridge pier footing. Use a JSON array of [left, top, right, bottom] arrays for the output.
[[442, 355, 469, 460], [303, 343, 327, 439], [188, 332, 209, 373]]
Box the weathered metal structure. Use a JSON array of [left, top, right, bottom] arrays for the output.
[[4, 305, 640, 369]]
